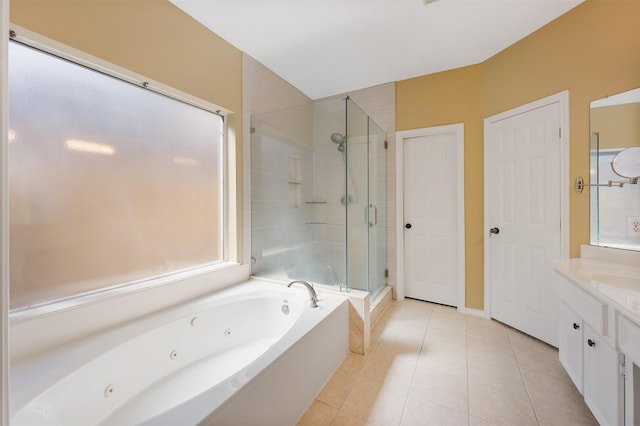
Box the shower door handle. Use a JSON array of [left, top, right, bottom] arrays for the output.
[[367, 204, 378, 227]]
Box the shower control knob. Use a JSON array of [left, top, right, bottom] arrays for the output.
[[405, 223, 412, 229]]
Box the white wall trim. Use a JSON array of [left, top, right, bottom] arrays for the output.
[[1, 1, 9, 424], [459, 307, 490, 319], [9, 25, 231, 116], [395, 124, 465, 309], [483, 90, 570, 318]]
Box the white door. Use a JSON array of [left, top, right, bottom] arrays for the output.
[[486, 100, 563, 346], [403, 127, 462, 306]]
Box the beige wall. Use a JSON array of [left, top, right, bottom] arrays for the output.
[[396, 0, 640, 310], [10, 0, 242, 112], [396, 65, 484, 309], [11, 0, 640, 312], [591, 103, 640, 150], [10, 0, 245, 262]]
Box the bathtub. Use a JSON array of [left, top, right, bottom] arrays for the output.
[[10, 278, 349, 425]]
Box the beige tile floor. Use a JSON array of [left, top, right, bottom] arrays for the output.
[[297, 298, 597, 426]]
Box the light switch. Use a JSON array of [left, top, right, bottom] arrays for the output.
[[628, 216, 640, 237]]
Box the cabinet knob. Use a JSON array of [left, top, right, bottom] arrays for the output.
[[572, 323, 580, 330], [587, 339, 596, 347], [405, 223, 412, 229]]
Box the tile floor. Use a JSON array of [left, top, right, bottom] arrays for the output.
[[297, 298, 597, 426]]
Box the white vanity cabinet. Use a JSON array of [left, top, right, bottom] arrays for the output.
[[582, 322, 624, 426], [554, 271, 624, 426], [619, 316, 640, 425], [558, 302, 583, 391], [553, 245, 640, 426], [557, 299, 623, 426]]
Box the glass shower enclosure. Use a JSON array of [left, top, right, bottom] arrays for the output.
[[250, 97, 386, 298]]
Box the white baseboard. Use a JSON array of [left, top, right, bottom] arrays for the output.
[[458, 306, 490, 319]]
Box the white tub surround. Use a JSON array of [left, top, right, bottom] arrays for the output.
[[10, 262, 251, 362], [553, 245, 640, 426], [10, 279, 349, 426], [344, 288, 371, 356], [245, 275, 375, 355], [370, 286, 393, 329]]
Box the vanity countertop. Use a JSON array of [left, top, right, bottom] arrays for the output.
[[553, 257, 640, 325]]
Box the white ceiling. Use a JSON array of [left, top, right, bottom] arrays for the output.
[[170, 0, 584, 100]]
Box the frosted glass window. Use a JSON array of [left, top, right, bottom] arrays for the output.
[[8, 42, 224, 310]]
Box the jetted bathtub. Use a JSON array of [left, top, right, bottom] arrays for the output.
[[10, 278, 349, 425]]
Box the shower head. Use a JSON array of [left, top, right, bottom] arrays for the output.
[[330, 132, 345, 152], [330, 132, 344, 145]]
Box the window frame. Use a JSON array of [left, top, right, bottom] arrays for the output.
[[8, 25, 238, 321]]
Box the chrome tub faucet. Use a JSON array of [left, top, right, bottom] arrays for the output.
[[288, 280, 318, 308]]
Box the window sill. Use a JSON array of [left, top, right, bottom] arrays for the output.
[[10, 261, 250, 362]]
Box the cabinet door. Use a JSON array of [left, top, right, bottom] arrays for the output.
[[558, 303, 583, 392], [624, 358, 640, 426], [583, 323, 623, 426]]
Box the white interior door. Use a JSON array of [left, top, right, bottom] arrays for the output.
[[403, 127, 462, 307], [486, 99, 563, 347]]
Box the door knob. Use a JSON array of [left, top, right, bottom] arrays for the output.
[[587, 339, 596, 347], [573, 323, 580, 330], [489, 227, 500, 235], [405, 223, 412, 229]]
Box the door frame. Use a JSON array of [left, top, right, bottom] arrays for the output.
[[396, 123, 465, 309], [1, 1, 9, 424], [483, 90, 570, 318]]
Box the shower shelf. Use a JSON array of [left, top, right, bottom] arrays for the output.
[[304, 201, 327, 204]]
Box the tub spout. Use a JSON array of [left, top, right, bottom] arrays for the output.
[[288, 280, 318, 308]]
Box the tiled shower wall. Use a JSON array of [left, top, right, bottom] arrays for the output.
[[250, 120, 316, 278], [242, 54, 312, 268], [311, 100, 349, 284], [243, 53, 397, 295]]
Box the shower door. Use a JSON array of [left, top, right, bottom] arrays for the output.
[[368, 118, 387, 298], [345, 98, 386, 295], [345, 99, 369, 292], [249, 98, 386, 296]]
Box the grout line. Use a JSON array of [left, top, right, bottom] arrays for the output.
[[310, 299, 593, 426], [339, 299, 409, 424], [397, 300, 433, 426], [507, 329, 541, 425]]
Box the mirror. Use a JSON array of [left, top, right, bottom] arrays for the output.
[[590, 88, 640, 251], [611, 147, 640, 179]]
